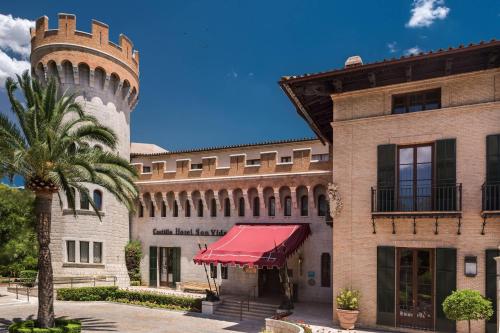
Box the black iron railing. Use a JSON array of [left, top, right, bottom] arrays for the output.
[[482, 182, 500, 211], [371, 183, 462, 213]]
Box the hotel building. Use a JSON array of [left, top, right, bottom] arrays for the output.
[[281, 40, 500, 332]]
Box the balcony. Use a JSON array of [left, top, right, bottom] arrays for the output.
[[371, 183, 462, 218], [481, 182, 500, 234]]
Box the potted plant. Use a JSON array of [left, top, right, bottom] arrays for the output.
[[335, 288, 360, 330], [442, 289, 493, 333]]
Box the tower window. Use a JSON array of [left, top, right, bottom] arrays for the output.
[[224, 198, 231, 217], [149, 201, 155, 217], [210, 198, 217, 217], [318, 194, 327, 217], [173, 201, 179, 217], [185, 200, 191, 217], [198, 199, 204, 217], [300, 195, 308, 216], [284, 196, 292, 216], [268, 196, 276, 216], [93, 190, 103, 211], [253, 197, 260, 217], [238, 197, 245, 217], [161, 201, 166, 217]]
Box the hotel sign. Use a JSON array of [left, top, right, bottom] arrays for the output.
[[153, 228, 227, 236]]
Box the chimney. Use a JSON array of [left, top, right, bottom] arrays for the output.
[[345, 55, 363, 68]]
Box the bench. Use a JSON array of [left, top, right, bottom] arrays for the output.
[[177, 281, 219, 294]]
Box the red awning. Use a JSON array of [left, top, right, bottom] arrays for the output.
[[193, 223, 311, 268]]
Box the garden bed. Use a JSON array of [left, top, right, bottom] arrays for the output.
[[56, 286, 202, 312]]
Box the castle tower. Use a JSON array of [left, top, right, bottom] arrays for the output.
[[29, 14, 140, 286]]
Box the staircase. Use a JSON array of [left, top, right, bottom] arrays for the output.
[[214, 297, 279, 321]]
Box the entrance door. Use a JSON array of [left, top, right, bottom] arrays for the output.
[[258, 267, 282, 297], [397, 248, 434, 330], [159, 247, 181, 288]]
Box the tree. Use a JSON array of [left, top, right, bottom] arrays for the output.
[[125, 240, 142, 283], [0, 184, 37, 276], [0, 72, 138, 328], [442, 289, 493, 333]]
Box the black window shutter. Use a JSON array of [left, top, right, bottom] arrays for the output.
[[486, 249, 500, 333], [377, 144, 396, 211], [486, 135, 500, 183], [377, 246, 395, 326], [149, 246, 157, 287], [436, 139, 456, 211], [436, 248, 457, 332]]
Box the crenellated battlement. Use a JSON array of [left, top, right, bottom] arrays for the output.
[[30, 14, 139, 76]]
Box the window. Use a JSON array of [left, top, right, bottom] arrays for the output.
[[93, 242, 103, 263], [197, 199, 204, 217], [253, 197, 260, 217], [80, 241, 89, 263], [246, 159, 260, 166], [392, 89, 441, 114], [210, 198, 217, 217], [318, 194, 327, 216], [173, 201, 179, 217], [238, 197, 245, 217], [221, 265, 228, 280], [80, 190, 89, 210], [161, 201, 166, 217], [143, 166, 151, 173], [210, 263, 217, 279], [149, 201, 155, 217], [138, 203, 144, 217], [321, 253, 331, 287], [93, 190, 103, 210], [224, 198, 231, 217], [300, 195, 308, 216], [68, 187, 76, 209], [66, 240, 76, 263], [185, 200, 191, 217], [268, 196, 276, 216], [398, 145, 433, 211], [311, 154, 329, 162], [191, 163, 202, 170], [280, 156, 292, 163], [284, 196, 292, 216]]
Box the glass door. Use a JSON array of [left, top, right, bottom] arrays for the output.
[[159, 247, 181, 288], [397, 248, 434, 330]]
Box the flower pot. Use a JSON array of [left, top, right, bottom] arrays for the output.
[[336, 308, 360, 330]]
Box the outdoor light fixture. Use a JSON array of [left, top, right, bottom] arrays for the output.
[[464, 256, 477, 277]]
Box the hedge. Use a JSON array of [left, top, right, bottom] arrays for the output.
[[8, 319, 81, 333], [57, 286, 201, 312]]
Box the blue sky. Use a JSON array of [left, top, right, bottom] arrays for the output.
[[0, 1, 498, 151]]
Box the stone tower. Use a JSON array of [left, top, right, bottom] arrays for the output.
[[29, 14, 139, 286]]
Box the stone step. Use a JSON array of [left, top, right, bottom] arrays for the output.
[[216, 305, 276, 317], [222, 299, 278, 310], [214, 308, 272, 321], [214, 299, 279, 321]]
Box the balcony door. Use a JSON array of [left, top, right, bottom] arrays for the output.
[[398, 145, 433, 211]]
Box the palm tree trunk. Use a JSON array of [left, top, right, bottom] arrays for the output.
[[35, 191, 55, 328]]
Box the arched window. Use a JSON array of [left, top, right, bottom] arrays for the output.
[[197, 199, 204, 217], [238, 197, 245, 217], [161, 201, 166, 217], [253, 197, 260, 217], [185, 200, 191, 217], [318, 194, 327, 216], [224, 198, 231, 217], [268, 196, 276, 216], [284, 196, 292, 216], [138, 203, 144, 217], [68, 187, 76, 209], [173, 201, 179, 217], [300, 195, 308, 216], [210, 198, 217, 217], [149, 201, 155, 217], [80, 190, 89, 210], [321, 253, 331, 287], [93, 190, 103, 211]]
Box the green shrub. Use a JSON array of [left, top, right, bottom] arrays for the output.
[[336, 288, 360, 310], [56, 286, 202, 312], [125, 241, 142, 283], [443, 289, 493, 333], [130, 280, 141, 286], [8, 319, 80, 333], [19, 270, 37, 287]]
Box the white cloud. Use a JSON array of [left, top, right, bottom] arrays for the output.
[[406, 0, 450, 28], [387, 41, 398, 53], [405, 46, 423, 56], [0, 14, 34, 87]]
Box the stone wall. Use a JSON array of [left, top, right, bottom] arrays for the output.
[[265, 318, 304, 333]]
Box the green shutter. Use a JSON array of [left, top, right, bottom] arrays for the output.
[[377, 144, 396, 211], [149, 246, 157, 287], [436, 248, 457, 332], [436, 139, 457, 211], [487, 135, 500, 183], [377, 246, 395, 326], [172, 247, 181, 283], [486, 249, 499, 333]]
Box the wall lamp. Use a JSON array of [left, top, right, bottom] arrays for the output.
[[464, 256, 477, 277]]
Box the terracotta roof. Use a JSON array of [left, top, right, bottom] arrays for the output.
[[130, 137, 320, 157]]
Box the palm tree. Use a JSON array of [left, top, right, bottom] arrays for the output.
[[0, 71, 138, 328]]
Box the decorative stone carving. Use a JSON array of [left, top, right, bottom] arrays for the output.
[[327, 182, 342, 218]]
